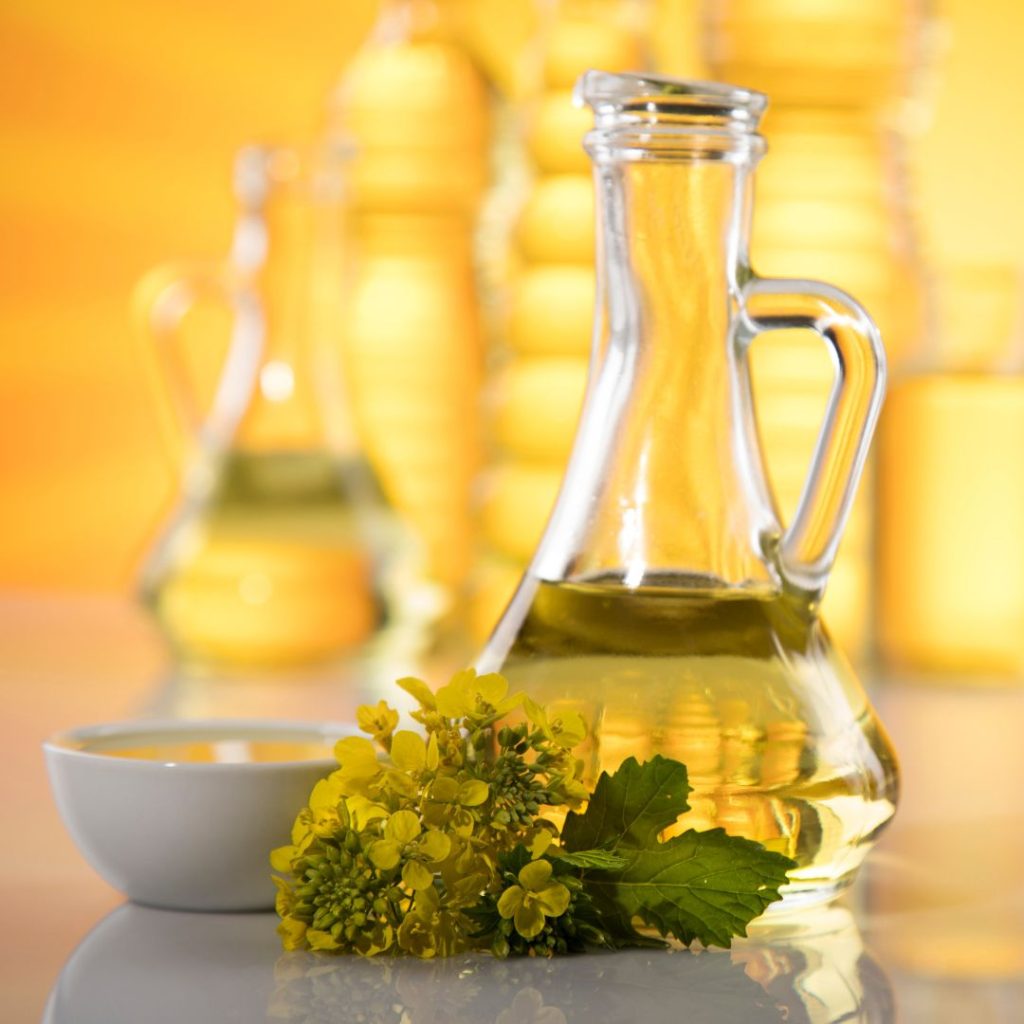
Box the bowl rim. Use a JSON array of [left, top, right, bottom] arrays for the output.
[[42, 717, 355, 772]]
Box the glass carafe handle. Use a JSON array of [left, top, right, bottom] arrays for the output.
[[134, 261, 263, 461], [740, 277, 886, 596]]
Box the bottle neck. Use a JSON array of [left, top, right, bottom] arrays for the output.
[[533, 153, 777, 590], [231, 164, 358, 456]]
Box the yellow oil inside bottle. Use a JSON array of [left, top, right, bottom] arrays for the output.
[[499, 576, 899, 905], [146, 449, 382, 670]]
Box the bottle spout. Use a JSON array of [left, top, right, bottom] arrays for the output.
[[575, 71, 767, 163], [575, 71, 766, 127]]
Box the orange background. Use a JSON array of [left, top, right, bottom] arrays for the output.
[[0, 0, 376, 590], [1, 0, 1022, 592]]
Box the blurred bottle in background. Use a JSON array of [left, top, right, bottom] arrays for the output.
[[877, 263, 1024, 679], [137, 143, 433, 676], [471, 0, 654, 641], [327, 0, 491, 641], [702, 0, 930, 665]]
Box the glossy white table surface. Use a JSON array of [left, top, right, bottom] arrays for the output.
[[4, 595, 1023, 1023]]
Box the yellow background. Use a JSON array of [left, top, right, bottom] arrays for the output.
[[0, 0, 1021, 591], [0, 0, 376, 589]]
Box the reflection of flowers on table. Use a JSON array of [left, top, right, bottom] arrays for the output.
[[267, 947, 784, 1023]]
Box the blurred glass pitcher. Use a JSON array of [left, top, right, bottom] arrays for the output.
[[136, 144, 427, 674]]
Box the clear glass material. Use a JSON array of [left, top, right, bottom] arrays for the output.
[[470, 0, 653, 644], [325, 0, 487, 601], [137, 144, 432, 674], [479, 72, 899, 908]]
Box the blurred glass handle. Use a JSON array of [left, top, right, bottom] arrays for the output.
[[133, 261, 262, 463], [739, 277, 886, 597]]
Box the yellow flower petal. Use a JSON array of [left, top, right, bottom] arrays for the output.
[[272, 876, 294, 917], [458, 779, 490, 807], [277, 916, 308, 951], [345, 795, 389, 830], [452, 809, 476, 837], [369, 839, 402, 870], [386, 809, 422, 844], [435, 672, 474, 718], [357, 700, 399, 739], [449, 869, 488, 903], [522, 695, 547, 728], [417, 829, 452, 862], [390, 731, 427, 772], [270, 844, 296, 873], [421, 802, 447, 829], [355, 923, 394, 957], [551, 709, 587, 748], [334, 737, 380, 777], [356, 703, 378, 734], [397, 914, 434, 957], [382, 767, 418, 797], [397, 675, 437, 710], [402, 859, 435, 891], [519, 858, 554, 891], [474, 672, 508, 706], [530, 831, 554, 859], [416, 884, 441, 913], [289, 809, 312, 847], [428, 776, 460, 803], [497, 885, 524, 919], [535, 881, 571, 917], [308, 775, 345, 813], [425, 732, 440, 771], [307, 928, 341, 952], [310, 808, 341, 839], [493, 691, 525, 716], [514, 901, 546, 939]]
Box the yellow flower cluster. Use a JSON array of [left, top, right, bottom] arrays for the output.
[[271, 670, 589, 958]]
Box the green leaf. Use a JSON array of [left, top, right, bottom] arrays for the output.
[[562, 755, 692, 852], [552, 849, 629, 870], [564, 756, 794, 948], [586, 826, 794, 948]]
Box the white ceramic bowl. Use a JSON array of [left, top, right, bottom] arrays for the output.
[[44, 718, 352, 912]]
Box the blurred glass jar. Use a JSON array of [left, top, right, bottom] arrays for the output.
[[136, 144, 435, 675], [471, 0, 651, 642], [877, 263, 1024, 678], [325, 0, 488, 599], [705, 0, 926, 111], [704, 6, 931, 666]]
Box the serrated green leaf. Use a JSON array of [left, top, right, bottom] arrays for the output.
[[564, 756, 795, 949], [562, 755, 691, 852], [552, 849, 629, 870], [586, 826, 794, 948]]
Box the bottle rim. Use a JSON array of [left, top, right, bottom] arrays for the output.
[[576, 71, 767, 162]]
